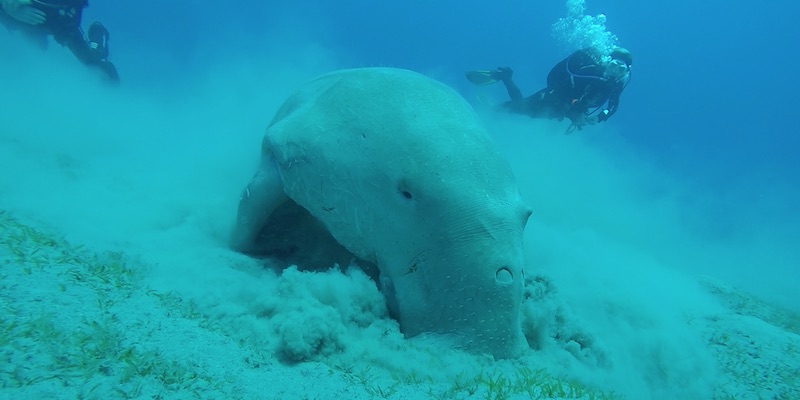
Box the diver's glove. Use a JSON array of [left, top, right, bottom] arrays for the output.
[[2, 0, 46, 25], [492, 67, 514, 82]]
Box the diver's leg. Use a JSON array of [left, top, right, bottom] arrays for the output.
[[500, 99, 525, 114], [230, 153, 290, 254], [86, 22, 119, 83], [500, 76, 524, 103], [56, 23, 119, 83], [498, 79, 527, 114], [86, 22, 109, 59], [501, 88, 552, 118]]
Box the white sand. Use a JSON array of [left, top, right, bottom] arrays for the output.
[[2, 211, 798, 399]]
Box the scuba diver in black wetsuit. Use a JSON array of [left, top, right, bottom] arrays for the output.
[[468, 47, 632, 133], [1, 0, 119, 83]]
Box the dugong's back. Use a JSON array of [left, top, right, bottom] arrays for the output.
[[265, 67, 520, 226], [263, 68, 529, 358]]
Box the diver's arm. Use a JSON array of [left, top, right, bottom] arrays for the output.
[[598, 92, 620, 122]]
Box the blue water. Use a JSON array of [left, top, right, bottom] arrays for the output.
[[104, 0, 799, 192]]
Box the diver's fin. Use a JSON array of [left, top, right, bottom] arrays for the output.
[[465, 69, 500, 86]]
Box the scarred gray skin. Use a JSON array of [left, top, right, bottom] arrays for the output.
[[231, 67, 531, 358]]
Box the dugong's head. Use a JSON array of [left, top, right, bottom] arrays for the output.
[[377, 161, 532, 358], [266, 68, 531, 357]]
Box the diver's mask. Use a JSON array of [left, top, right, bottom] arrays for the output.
[[605, 59, 630, 81]]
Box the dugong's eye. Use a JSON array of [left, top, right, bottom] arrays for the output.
[[400, 190, 413, 200]]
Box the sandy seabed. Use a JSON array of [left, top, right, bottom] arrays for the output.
[[1, 210, 798, 400]]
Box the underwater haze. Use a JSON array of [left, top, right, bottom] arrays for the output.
[[1, 0, 799, 399], [96, 0, 800, 314]]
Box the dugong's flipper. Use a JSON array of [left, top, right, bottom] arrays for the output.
[[230, 153, 288, 253], [231, 152, 367, 271]]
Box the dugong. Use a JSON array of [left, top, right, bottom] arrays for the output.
[[231, 67, 531, 358]]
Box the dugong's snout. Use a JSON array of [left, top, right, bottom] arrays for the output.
[[407, 244, 526, 357], [415, 206, 529, 357], [456, 258, 526, 358]]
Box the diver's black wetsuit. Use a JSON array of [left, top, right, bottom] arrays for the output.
[[501, 49, 628, 123], [0, 0, 119, 83]]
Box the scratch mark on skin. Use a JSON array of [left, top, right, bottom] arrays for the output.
[[403, 251, 426, 276]]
